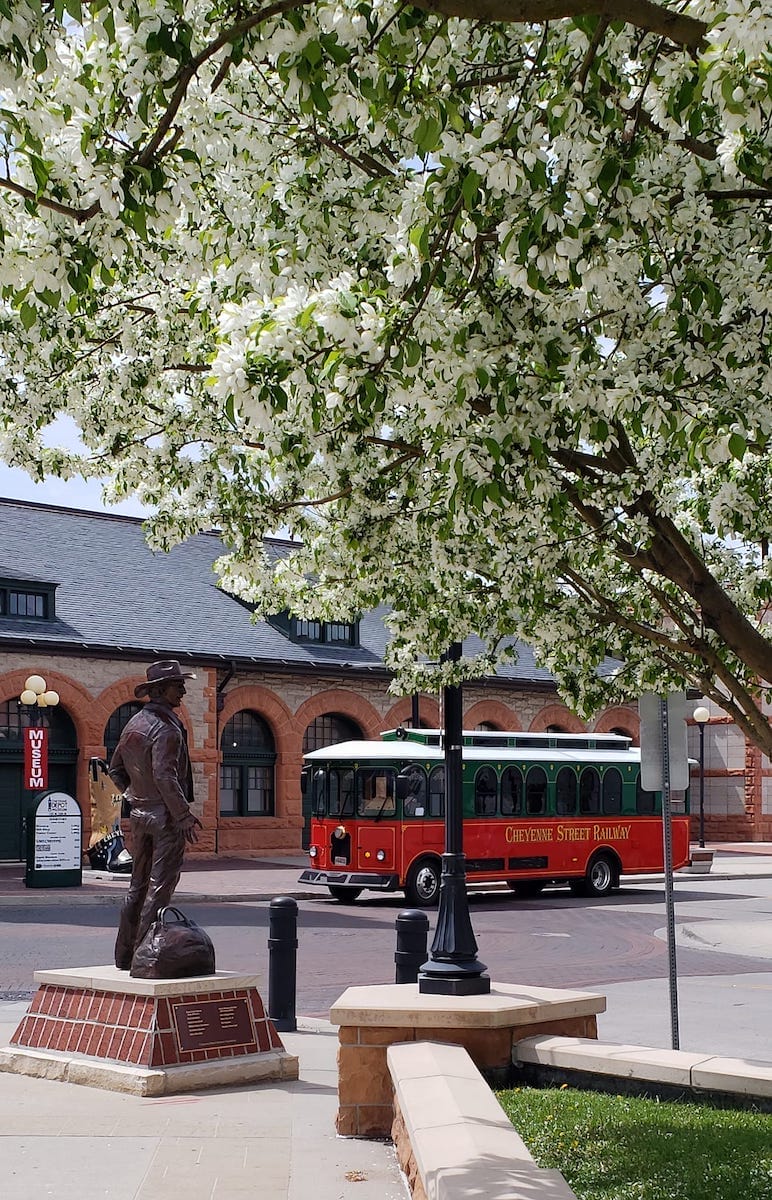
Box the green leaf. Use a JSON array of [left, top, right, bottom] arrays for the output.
[[20, 302, 36, 330], [29, 154, 50, 194], [132, 206, 148, 240], [414, 114, 442, 156], [597, 157, 619, 195], [409, 225, 429, 258], [304, 40, 323, 67], [728, 432, 746, 461], [462, 169, 481, 210], [310, 82, 331, 115]]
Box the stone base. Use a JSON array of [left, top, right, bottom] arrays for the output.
[[330, 981, 605, 1137], [686, 849, 714, 874], [0, 965, 298, 1095]]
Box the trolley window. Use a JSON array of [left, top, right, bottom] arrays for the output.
[[312, 768, 327, 817], [428, 766, 445, 817], [603, 768, 623, 814], [329, 768, 355, 818], [356, 768, 396, 818], [400, 765, 427, 818], [556, 767, 578, 815], [579, 767, 601, 814], [474, 766, 498, 816], [501, 766, 523, 816], [526, 766, 547, 815]]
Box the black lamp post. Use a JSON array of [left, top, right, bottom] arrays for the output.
[[418, 642, 490, 996], [693, 706, 709, 849]]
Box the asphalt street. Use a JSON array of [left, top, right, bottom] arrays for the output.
[[2, 869, 772, 1061]]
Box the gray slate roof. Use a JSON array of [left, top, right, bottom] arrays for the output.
[[0, 498, 555, 683]]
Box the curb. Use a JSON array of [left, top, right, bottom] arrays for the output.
[[1, 868, 771, 907], [0, 889, 323, 907]]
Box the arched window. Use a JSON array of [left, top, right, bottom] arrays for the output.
[[474, 766, 497, 815], [526, 767, 547, 815], [0, 699, 76, 746], [603, 768, 623, 814], [636, 773, 657, 813], [302, 712, 362, 753], [579, 768, 601, 814], [501, 766, 523, 816], [220, 710, 276, 816], [0, 700, 23, 740], [556, 767, 578, 815], [475, 721, 500, 731], [428, 766, 445, 818], [104, 702, 143, 762]]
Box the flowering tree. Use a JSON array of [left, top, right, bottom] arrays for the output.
[[1, 0, 771, 749]]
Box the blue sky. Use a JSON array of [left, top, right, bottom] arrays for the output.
[[0, 414, 147, 516], [0, 461, 146, 516]]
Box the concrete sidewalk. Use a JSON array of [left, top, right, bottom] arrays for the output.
[[2, 843, 772, 907], [0, 999, 406, 1200]]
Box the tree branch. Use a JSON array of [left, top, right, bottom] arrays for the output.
[[552, 434, 772, 687], [0, 175, 99, 224], [410, 0, 706, 51], [136, 0, 317, 168]]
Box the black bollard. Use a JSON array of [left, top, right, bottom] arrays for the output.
[[268, 896, 298, 1032], [395, 909, 430, 984]]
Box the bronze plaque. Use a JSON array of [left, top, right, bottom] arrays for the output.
[[172, 996, 255, 1051]]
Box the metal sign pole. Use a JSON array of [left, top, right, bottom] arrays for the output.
[[659, 697, 680, 1050]]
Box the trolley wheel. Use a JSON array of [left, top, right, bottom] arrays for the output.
[[576, 853, 617, 898], [506, 880, 545, 898], [327, 886, 362, 903], [404, 857, 442, 907]]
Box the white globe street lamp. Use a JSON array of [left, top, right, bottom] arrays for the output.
[[20, 675, 60, 725]]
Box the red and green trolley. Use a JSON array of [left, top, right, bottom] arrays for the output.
[[298, 727, 691, 906]]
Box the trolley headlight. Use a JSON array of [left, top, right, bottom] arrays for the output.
[[376, 849, 386, 862], [309, 845, 318, 858], [333, 825, 346, 840]]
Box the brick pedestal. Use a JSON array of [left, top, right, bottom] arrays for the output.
[[330, 981, 605, 1137], [0, 966, 298, 1095]]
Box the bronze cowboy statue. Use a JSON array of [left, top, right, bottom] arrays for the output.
[[110, 660, 202, 971]]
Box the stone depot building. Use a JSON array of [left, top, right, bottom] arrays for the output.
[[0, 498, 767, 862]]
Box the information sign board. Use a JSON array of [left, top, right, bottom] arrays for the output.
[[25, 790, 83, 888]]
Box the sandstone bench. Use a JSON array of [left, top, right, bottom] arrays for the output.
[[515, 1035, 772, 1107], [387, 1040, 578, 1200]]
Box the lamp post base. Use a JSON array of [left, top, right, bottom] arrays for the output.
[[417, 970, 491, 997], [417, 854, 490, 997]]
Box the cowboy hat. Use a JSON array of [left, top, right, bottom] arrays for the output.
[[134, 659, 196, 698]]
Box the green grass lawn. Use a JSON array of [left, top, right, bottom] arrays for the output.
[[495, 1086, 772, 1200]]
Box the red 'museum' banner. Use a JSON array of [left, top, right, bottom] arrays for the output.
[[24, 726, 48, 790]]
